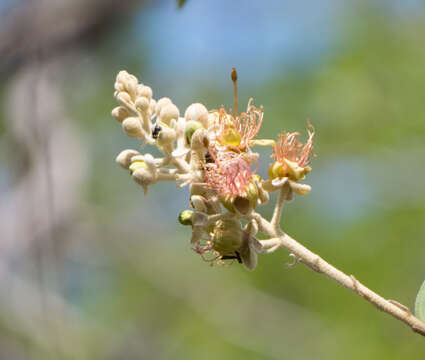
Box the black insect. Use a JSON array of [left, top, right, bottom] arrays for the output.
[[205, 151, 214, 163], [152, 124, 161, 139], [221, 251, 242, 264]]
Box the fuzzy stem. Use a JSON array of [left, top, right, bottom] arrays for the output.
[[250, 211, 425, 337], [270, 185, 289, 232], [172, 157, 191, 173]]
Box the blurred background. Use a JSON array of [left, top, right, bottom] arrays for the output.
[[1, 0, 425, 359]]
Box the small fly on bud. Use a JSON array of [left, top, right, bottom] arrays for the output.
[[152, 124, 161, 139]]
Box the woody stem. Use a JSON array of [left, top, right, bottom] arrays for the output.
[[270, 185, 290, 232], [250, 211, 425, 337]]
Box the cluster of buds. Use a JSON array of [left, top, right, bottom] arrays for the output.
[[112, 69, 314, 270]]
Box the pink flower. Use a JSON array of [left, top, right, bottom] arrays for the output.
[[273, 122, 315, 167], [204, 151, 253, 196]]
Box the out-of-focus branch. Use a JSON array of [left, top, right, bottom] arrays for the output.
[[0, 0, 146, 74]]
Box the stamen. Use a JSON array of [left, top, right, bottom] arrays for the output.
[[231, 68, 238, 117]]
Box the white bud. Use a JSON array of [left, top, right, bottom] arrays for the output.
[[159, 103, 180, 126], [116, 91, 132, 107], [126, 77, 138, 99], [138, 85, 152, 100], [111, 106, 129, 123], [132, 168, 155, 195], [150, 99, 157, 114], [130, 154, 144, 162], [114, 81, 125, 92], [184, 103, 209, 128], [116, 70, 130, 85], [122, 117, 142, 138], [135, 97, 150, 112], [190, 128, 209, 150], [155, 97, 172, 116], [142, 153, 157, 171], [157, 126, 176, 144], [116, 149, 140, 169]]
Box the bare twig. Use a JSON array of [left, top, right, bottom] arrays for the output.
[[250, 198, 425, 337]]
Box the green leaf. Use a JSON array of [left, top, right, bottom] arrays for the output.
[[177, 0, 188, 8], [415, 280, 425, 321]]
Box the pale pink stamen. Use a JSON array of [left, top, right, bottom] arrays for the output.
[[205, 151, 253, 196], [233, 98, 264, 148], [273, 122, 315, 167]]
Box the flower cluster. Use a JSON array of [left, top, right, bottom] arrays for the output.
[[112, 69, 314, 270]]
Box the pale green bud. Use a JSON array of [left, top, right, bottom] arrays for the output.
[[185, 120, 203, 145], [178, 210, 193, 226]]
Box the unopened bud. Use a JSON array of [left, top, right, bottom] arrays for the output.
[[184, 103, 209, 128], [159, 103, 180, 126], [135, 97, 150, 112], [150, 99, 157, 113], [138, 85, 152, 100], [185, 120, 203, 145], [129, 160, 148, 174], [116, 70, 130, 85], [117, 91, 132, 107], [126, 76, 138, 99], [132, 168, 155, 194], [155, 97, 172, 116], [157, 126, 176, 148], [190, 128, 209, 150], [178, 210, 193, 226], [116, 149, 140, 169], [122, 117, 143, 138], [112, 106, 129, 123]]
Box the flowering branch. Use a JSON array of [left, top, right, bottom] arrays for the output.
[[110, 69, 425, 338]]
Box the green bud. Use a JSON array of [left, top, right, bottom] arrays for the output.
[[185, 120, 203, 145], [178, 210, 194, 226]]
